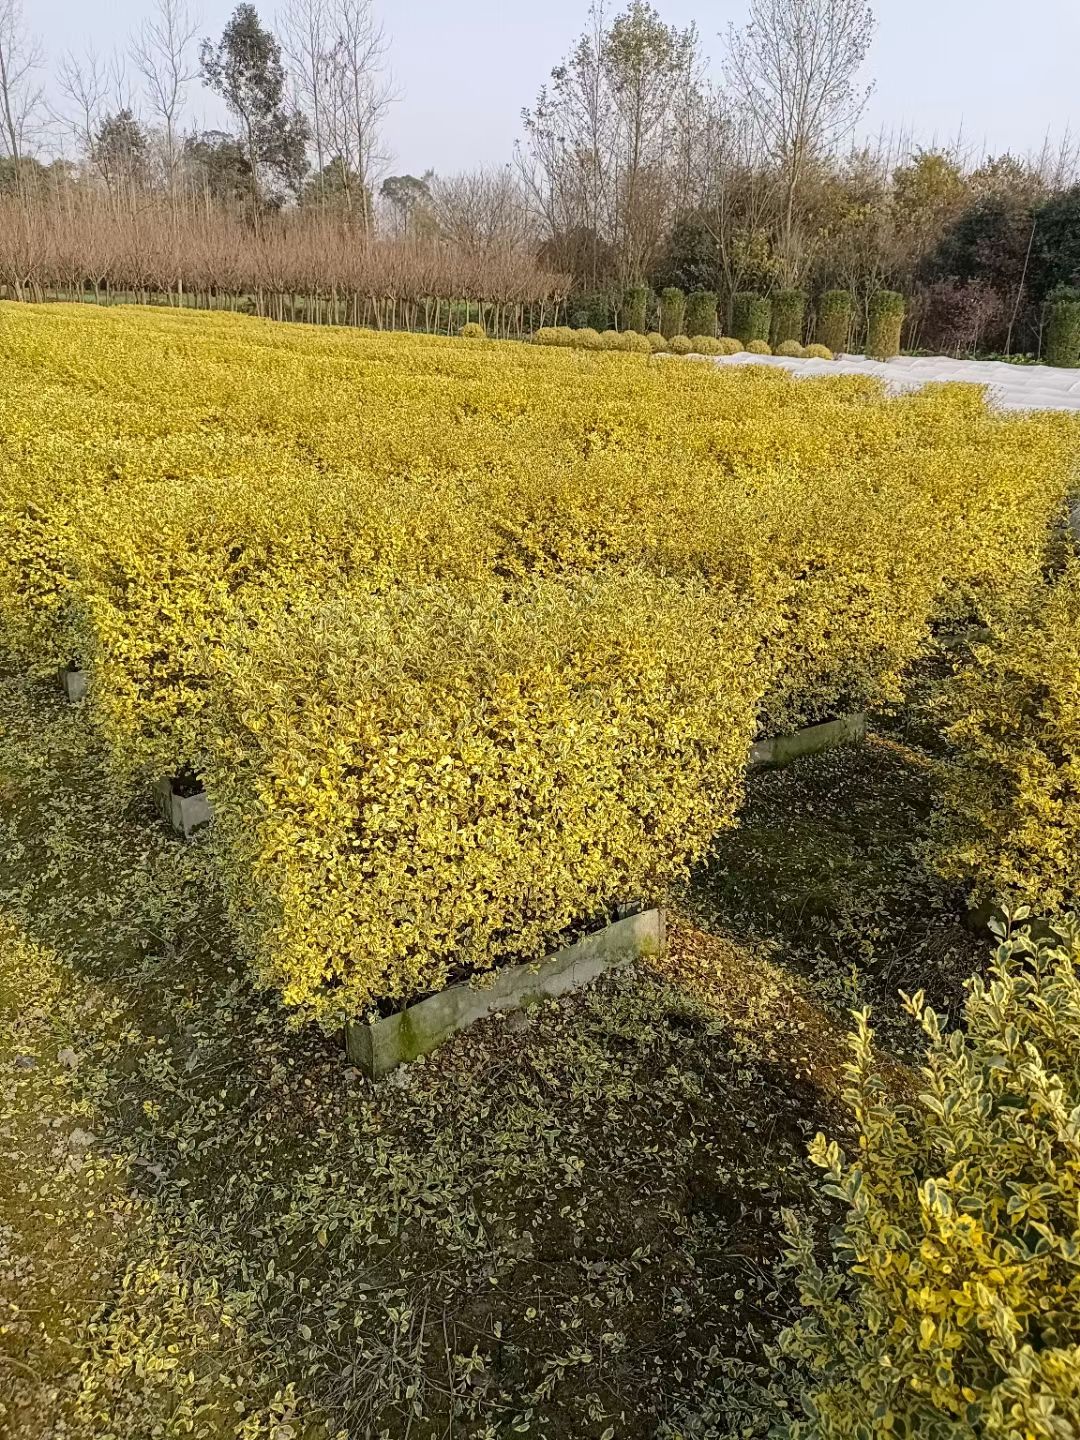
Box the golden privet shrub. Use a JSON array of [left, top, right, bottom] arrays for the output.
[[204, 572, 776, 1024], [777, 921, 1080, 1439], [935, 559, 1080, 914]]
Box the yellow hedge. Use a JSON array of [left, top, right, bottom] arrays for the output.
[[204, 572, 775, 1023], [936, 557, 1080, 913], [1, 302, 1077, 1017]]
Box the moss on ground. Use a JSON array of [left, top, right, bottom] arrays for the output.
[[0, 676, 981, 1438]]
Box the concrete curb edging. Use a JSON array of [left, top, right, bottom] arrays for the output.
[[154, 778, 214, 837], [748, 712, 866, 770], [57, 667, 87, 703], [345, 907, 665, 1079]]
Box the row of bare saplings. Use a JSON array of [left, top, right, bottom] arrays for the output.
[[0, 197, 572, 336]]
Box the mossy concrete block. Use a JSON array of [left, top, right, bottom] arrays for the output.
[[346, 908, 665, 1079], [748, 712, 866, 771], [57, 667, 87, 703], [153, 778, 214, 838]]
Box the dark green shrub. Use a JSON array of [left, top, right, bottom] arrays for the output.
[[569, 291, 615, 331], [731, 292, 771, 346], [770, 289, 806, 348], [684, 289, 718, 339], [659, 287, 686, 340], [1042, 287, 1080, 367], [815, 291, 853, 354], [620, 284, 650, 335], [866, 290, 905, 359]]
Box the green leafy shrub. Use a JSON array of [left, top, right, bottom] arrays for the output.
[[668, 334, 693, 355], [935, 560, 1080, 915], [771, 289, 807, 348], [804, 343, 834, 360], [777, 919, 1080, 1439], [660, 287, 686, 339], [745, 339, 772, 356], [646, 331, 668, 352], [458, 322, 486, 339], [732, 292, 772, 346], [775, 340, 806, 358], [815, 291, 852, 354], [717, 336, 743, 356], [574, 326, 605, 351], [689, 335, 723, 356], [601, 329, 627, 351], [685, 289, 718, 339], [867, 290, 906, 359], [1042, 288, 1080, 368], [621, 283, 650, 334], [623, 331, 652, 354]]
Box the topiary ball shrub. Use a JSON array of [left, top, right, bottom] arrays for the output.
[[689, 335, 723, 356], [717, 336, 743, 356], [776, 921, 1080, 1440], [866, 290, 906, 360], [601, 329, 627, 351], [1042, 287, 1080, 368], [815, 289, 853, 354], [659, 287, 686, 340], [668, 335, 694, 355], [623, 332, 652, 354], [574, 327, 605, 351], [770, 289, 807, 348], [685, 289, 718, 339], [744, 339, 772, 356], [731, 292, 772, 346], [646, 331, 668, 353], [803, 342, 835, 360], [533, 327, 562, 346], [775, 340, 805, 358], [459, 322, 487, 340]]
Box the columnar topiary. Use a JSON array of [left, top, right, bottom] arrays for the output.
[[620, 284, 650, 335], [659, 287, 686, 340], [1042, 287, 1080, 368], [684, 289, 718, 339], [776, 922, 1080, 1440], [770, 289, 807, 348], [815, 290, 853, 355], [731, 292, 771, 346], [866, 290, 906, 360]]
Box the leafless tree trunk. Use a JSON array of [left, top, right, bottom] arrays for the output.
[[130, 0, 197, 203], [322, 0, 395, 228], [280, 0, 329, 199], [0, 0, 45, 192]]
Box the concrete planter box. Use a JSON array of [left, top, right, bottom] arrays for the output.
[[748, 712, 866, 771], [345, 907, 665, 1079], [57, 666, 87, 703], [153, 777, 214, 838]]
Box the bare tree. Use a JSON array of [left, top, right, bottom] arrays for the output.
[[725, 0, 876, 281], [321, 0, 395, 228], [280, 0, 329, 196], [0, 0, 45, 182], [430, 167, 537, 258], [130, 0, 198, 199]]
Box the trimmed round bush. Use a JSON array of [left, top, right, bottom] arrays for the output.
[[689, 335, 723, 356], [623, 332, 652, 354], [646, 331, 668, 353], [601, 329, 627, 351], [731, 292, 771, 346], [775, 340, 805, 358], [770, 289, 807, 348], [659, 287, 686, 340], [668, 335, 694, 355], [533, 326, 564, 346], [803, 342, 835, 360], [866, 290, 906, 360], [1042, 287, 1080, 368], [574, 327, 605, 351], [459, 322, 487, 340], [816, 290, 852, 354], [717, 336, 743, 356], [685, 289, 718, 339], [745, 339, 772, 355]]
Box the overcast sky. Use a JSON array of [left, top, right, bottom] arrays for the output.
[[28, 0, 1080, 177]]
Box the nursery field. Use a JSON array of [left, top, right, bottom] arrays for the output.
[[3, 304, 1080, 1438]]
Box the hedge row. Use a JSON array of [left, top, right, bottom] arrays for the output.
[[1, 302, 1075, 1022]]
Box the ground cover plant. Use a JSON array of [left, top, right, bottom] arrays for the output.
[[1, 302, 1077, 1025]]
